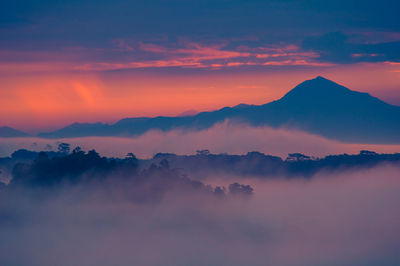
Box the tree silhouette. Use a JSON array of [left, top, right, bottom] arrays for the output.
[[57, 143, 70, 154]]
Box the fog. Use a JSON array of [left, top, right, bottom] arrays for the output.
[[2, 122, 400, 158], [1, 165, 400, 266]]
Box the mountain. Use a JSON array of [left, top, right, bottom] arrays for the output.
[[0, 126, 30, 138], [177, 109, 199, 117], [38, 76, 400, 143]]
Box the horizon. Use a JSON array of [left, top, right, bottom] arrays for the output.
[[2, 75, 399, 134]]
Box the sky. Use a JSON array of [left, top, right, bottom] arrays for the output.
[[1, 0, 400, 132]]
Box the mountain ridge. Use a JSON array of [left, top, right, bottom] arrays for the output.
[[0, 126, 30, 138], [37, 76, 400, 143]]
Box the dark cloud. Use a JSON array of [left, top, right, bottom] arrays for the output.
[[1, 0, 399, 66], [302, 32, 400, 63]]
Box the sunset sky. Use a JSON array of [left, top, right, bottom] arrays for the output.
[[1, 0, 400, 133]]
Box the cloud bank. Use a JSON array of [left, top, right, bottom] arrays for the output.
[[1, 122, 400, 158], [1, 165, 399, 266]]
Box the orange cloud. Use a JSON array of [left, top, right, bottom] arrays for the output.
[[262, 60, 333, 67], [385, 61, 400, 65], [139, 42, 250, 59]]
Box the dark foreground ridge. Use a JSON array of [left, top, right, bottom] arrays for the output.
[[145, 149, 400, 178], [37, 76, 400, 143], [0, 148, 253, 202], [1, 146, 399, 187]]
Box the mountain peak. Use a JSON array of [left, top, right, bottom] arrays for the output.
[[298, 76, 348, 90], [279, 76, 354, 103], [314, 75, 329, 81]]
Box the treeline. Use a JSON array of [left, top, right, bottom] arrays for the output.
[[0, 147, 253, 202], [1, 145, 400, 196], [146, 150, 400, 178]]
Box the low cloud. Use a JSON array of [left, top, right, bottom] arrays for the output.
[[2, 122, 400, 158], [1, 165, 399, 266]]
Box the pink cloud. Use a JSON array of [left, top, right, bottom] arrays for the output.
[[385, 61, 400, 65], [1, 40, 331, 72], [75, 42, 331, 71], [139, 41, 251, 60], [138, 42, 169, 53], [262, 59, 333, 67], [352, 53, 381, 58]]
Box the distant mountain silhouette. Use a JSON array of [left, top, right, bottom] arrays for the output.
[[177, 109, 199, 117], [0, 126, 29, 138], [38, 77, 400, 143]]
